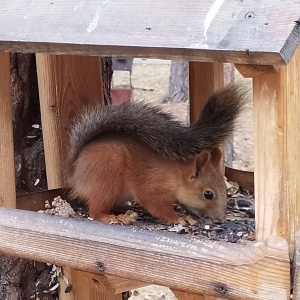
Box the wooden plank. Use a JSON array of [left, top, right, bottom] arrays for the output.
[[71, 270, 147, 294], [36, 54, 106, 300], [189, 61, 224, 174], [235, 64, 279, 78], [189, 61, 224, 123], [253, 47, 300, 247], [16, 188, 67, 211], [36, 54, 104, 188], [225, 167, 254, 193], [0, 1, 299, 65], [0, 52, 16, 208], [60, 269, 123, 300], [0, 208, 290, 300]]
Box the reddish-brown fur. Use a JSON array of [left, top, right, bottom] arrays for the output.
[[68, 133, 227, 224]]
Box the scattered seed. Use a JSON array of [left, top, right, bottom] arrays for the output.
[[34, 179, 40, 186]]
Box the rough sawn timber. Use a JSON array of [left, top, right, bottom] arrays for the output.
[[0, 52, 16, 209], [0, 208, 290, 300], [0, 0, 299, 65], [253, 47, 300, 248]]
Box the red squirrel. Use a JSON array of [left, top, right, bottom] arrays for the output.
[[67, 83, 246, 224]]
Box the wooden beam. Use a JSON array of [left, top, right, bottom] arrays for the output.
[[189, 61, 224, 123], [225, 167, 254, 193], [0, 208, 290, 300], [235, 64, 279, 78], [189, 61, 225, 175], [36, 54, 104, 188], [0, 1, 299, 65], [0, 52, 16, 208], [36, 54, 106, 300], [253, 47, 300, 248], [70, 270, 147, 294], [16, 188, 67, 211]]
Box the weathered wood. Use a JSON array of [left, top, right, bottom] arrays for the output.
[[0, 52, 16, 209], [0, 208, 290, 300], [0, 1, 299, 65], [225, 167, 254, 193], [253, 47, 300, 247], [235, 64, 279, 78]]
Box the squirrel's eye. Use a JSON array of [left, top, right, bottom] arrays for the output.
[[204, 191, 213, 200]]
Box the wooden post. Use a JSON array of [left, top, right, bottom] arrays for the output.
[[253, 47, 300, 248], [189, 61, 224, 173], [187, 61, 225, 300], [36, 54, 122, 300], [0, 52, 16, 208], [189, 62, 224, 123], [36, 54, 104, 188]]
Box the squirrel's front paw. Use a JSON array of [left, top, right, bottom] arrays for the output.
[[117, 210, 138, 225], [184, 215, 198, 226]]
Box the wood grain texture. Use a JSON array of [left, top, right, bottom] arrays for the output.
[[60, 269, 123, 300], [253, 47, 300, 248], [235, 64, 279, 78], [0, 207, 290, 300], [189, 62, 224, 123], [36, 54, 104, 188], [189, 61, 224, 173], [0, 52, 16, 208], [0, 1, 299, 64], [72, 270, 147, 294], [36, 54, 105, 300]]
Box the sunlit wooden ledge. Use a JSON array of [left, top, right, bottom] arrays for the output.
[[0, 207, 289, 300]]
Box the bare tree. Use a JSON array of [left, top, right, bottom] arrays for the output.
[[165, 61, 189, 102]]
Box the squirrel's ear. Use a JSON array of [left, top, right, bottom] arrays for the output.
[[210, 148, 223, 166], [191, 149, 223, 180], [190, 150, 210, 180]]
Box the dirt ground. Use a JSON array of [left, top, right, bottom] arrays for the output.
[[113, 59, 254, 300]]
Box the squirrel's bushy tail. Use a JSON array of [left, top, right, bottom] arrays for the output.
[[68, 82, 247, 163]]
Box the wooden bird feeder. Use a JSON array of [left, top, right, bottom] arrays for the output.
[[0, 1, 300, 299]]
